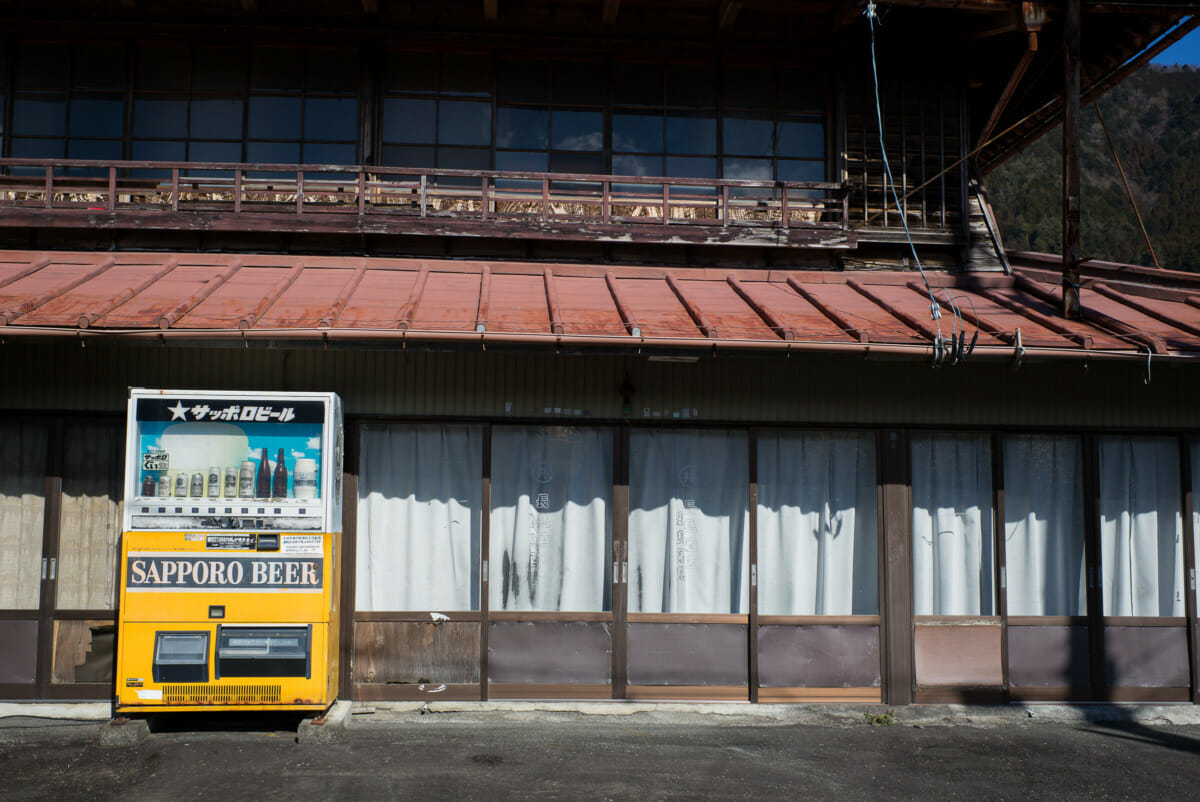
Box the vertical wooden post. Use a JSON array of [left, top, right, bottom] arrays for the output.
[[1062, 0, 1082, 319], [107, 167, 116, 211], [747, 431, 759, 703], [480, 423, 491, 701], [880, 429, 914, 705]]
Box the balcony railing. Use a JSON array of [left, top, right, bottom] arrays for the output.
[[0, 158, 854, 248]]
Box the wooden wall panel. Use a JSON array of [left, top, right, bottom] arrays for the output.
[[1103, 625, 1190, 688], [758, 624, 880, 688], [626, 623, 747, 686], [914, 623, 1003, 687], [488, 621, 611, 684], [353, 621, 480, 685], [0, 620, 39, 684], [51, 619, 115, 684], [56, 422, 122, 611], [1008, 625, 1091, 688]]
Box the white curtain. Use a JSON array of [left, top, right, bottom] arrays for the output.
[[912, 434, 995, 616], [1003, 435, 1086, 616], [356, 424, 482, 611], [629, 429, 748, 614], [1099, 436, 1184, 617], [489, 426, 611, 612], [756, 432, 877, 615]]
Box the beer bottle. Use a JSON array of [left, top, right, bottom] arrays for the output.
[[255, 447, 271, 498], [272, 448, 289, 498]]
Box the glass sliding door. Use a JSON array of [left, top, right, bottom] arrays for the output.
[[0, 422, 47, 696], [487, 426, 613, 695], [1097, 436, 1189, 697], [911, 434, 1002, 694], [1003, 435, 1090, 697], [756, 431, 880, 701], [626, 429, 749, 697], [354, 423, 483, 699]]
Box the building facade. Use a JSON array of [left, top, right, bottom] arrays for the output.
[[1, 0, 1199, 706]]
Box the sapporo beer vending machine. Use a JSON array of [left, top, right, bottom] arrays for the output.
[[116, 389, 343, 713]]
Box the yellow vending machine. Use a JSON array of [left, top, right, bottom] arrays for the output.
[[116, 389, 343, 713]]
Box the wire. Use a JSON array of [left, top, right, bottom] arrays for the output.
[[865, 2, 945, 347]]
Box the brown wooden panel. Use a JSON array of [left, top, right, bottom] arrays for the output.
[[914, 688, 1007, 704], [353, 621, 480, 686], [625, 685, 749, 701], [1008, 687, 1096, 703], [1102, 625, 1190, 688], [627, 623, 748, 686], [1007, 625, 1091, 688], [51, 619, 114, 685], [914, 624, 1003, 687], [353, 683, 482, 702], [0, 620, 39, 684], [757, 624, 880, 688], [758, 687, 882, 703], [488, 684, 613, 700], [488, 621, 612, 684], [1100, 687, 1191, 702]]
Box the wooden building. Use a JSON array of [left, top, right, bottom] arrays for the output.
[[1, 0, 1199, 706]]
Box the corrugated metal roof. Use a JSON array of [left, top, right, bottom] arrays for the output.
[[1, 250, 1198, 361]]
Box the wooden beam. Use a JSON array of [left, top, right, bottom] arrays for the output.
[[241, 0, 258, 12], [602, 0, 620, 24], [1062, 0, 1082, 319], [484, 0, 498, 20], [362, 0, 379, 12], [718, 0, 744, 28]]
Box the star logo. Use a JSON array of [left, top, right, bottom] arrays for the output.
[[168, 401, 188, 421]]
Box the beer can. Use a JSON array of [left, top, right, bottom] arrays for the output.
[[173, 472, 188, 497], [223, 467, 238, 498], [190, 472, 204, 497], [157, 475, 171, 498], [238, 460, 256, 499], [294, 458, 318, 499], [207, 467, 221, 498]]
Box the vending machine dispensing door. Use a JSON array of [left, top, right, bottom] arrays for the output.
[[116, 389, 342, 713]]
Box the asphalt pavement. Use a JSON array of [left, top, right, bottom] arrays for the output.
[[2, 705, 1200, 800]]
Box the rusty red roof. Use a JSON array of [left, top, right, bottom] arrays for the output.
[[1, 249, 1198, 363]]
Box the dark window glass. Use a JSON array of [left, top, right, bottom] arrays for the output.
[[189, 98, 244, 139], [436, 146, 490, 171], [384, 51, 437, 95], [665, 155, 716, 179], [722, 157, 772, 181], [72, 45, 128, 91], [306, 49, 358, 93], [381, 144, 435, 168], [251, 47, 303, 92], [11, 137, 66, 160], [248, 96, 302, 139], [777, 159, 824, 184], [304, 97, 357, 141], [438, 100, 491, 146], [612, 153, 662, 178], [382, 98, 436, 143], [613, 111, 663, 153], [67, 137, 122, 164], [665, 112, 716, 155], [192, 49, 246, 92], [496, 150, 548, 173], [722, 64, 774, 109], [132, 139, 186, 162], [778, 71, 825, 113], [15, 44, 69, 89], [552, 61, 604, 106], [496, 106, 547, 150], [440, 53, 492, 97], [68, 95, 125, 138], [612, 62, 663, 107], [188, 140, 242, 164], [135, 46, 188, 91], [722, 114, 773, 156], [777, 119, 824, 158], [497, 58, 548, 103], [551, 110, 602, 151], [549, 150, 604, 176], [133, 97, 188, 138], [302, 142, 356, 166], [247, 140, 300, 165], [666, 63, 716, 108], [12, 95, 67, 136]]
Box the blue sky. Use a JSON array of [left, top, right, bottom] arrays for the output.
[[1152, 26, 1200, 65]]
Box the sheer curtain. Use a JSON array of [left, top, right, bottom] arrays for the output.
[[1099, 436, 1184, 617], [489, 426, 611, 612], [1003, 435, 1086, 616], [912, 434, 994, 616], [757, 432, 877, 615], [356, 423, 482, 611], [629, 429, 748, 614]]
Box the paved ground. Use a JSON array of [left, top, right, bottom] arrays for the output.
[[2, 708, 1200, 800]]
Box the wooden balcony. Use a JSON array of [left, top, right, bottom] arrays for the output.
[[0, 159, 855, 250]]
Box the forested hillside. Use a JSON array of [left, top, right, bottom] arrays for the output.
[[986, 65, 1200, 271]]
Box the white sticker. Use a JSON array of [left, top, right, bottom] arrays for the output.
[[136, 689, 164, 701], [184, 532, 205, 542], [280, 535, 323, 555]]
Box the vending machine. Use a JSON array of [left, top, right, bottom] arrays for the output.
[[115, 389, 343, 713]]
